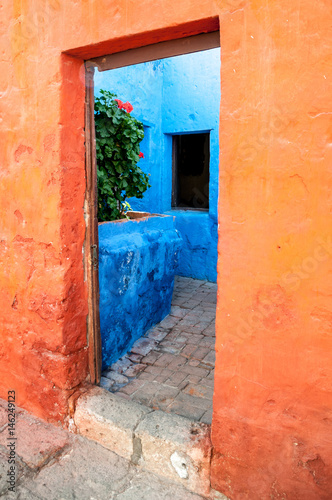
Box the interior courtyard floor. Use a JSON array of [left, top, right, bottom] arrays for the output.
[[101, 276, 217, 425]]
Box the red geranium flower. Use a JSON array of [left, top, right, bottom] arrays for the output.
[[122, 101, 134, 113], [139, 152, 144, 159], [114, 99, 124, 109]]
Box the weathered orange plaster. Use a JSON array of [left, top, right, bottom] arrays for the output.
[[212, 2, 332, 498], [1, 0, 332, 497]]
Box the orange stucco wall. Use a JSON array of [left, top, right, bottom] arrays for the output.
[[212, 2, 332, 498], [1, 0, 331, 498]]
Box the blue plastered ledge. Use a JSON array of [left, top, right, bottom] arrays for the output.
[[98, 212, 182, 369]]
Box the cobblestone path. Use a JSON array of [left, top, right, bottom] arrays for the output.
[[101, 276, 217, 424]]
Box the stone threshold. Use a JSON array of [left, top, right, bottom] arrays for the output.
[[73, 386, 227, 500]]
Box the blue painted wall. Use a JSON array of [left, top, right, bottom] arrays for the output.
[[95, 49, 220, 282], [98, 215, 182, 369]]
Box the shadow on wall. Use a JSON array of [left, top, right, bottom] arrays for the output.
[[95, 48, 220, 282]]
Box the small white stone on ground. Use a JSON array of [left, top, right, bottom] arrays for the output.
[[171, 451, 189, 479]]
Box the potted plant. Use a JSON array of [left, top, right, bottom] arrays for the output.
[[95, 91, 182, 368], [95, 90, 150, 221]]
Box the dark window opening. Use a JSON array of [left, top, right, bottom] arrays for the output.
[[172, 133, 210, 210]]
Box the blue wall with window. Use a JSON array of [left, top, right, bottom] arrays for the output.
[[95, 48, 220, 282]]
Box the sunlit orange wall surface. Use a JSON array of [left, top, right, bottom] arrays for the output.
[[0, 1, 331, 498]]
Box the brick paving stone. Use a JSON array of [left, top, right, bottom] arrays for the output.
[[151, 386, 180, 411], [153, 353, 176, 367], [154, 374, 170, 384], [200, 311, 216, 320], [136, 371, 155, 382], [158, 341, 184, 355], [205, 293, 217, 303], [203, 377, 214, 388], [182, 300, 201, 309], [177, 318, 199, 328], [178, 379, 190, 391], [165, 326, 183, 340], [163, 330, 180, 340], [200, 302, 216, 311], [193, 292, 210, 300], [144, 365, 161, 375], [175, 333, 191, 343], [141, 351, 161, 364], [158, 315, 180, 328], [175, 392, 213, 410], [195, 321, 212, 330], [201, 350, 216, 367], [183, 374, 202, 385], [105, 372, 129, 385], [152, 369, 173, 383], [110, 358, 132, 374], [131, 382, 159, 405], [167, 400, 206, 421], [117, 379, 145, 395], [183, 333, 204, 344], [165, 371, 188, 387], [147, 327, 169, 341], [183, 384, 214, 400], [100, 376, 115, 390], [191, 346, 210, 361], [181, 365, 210, 378], [201, 282, 217, 289], [200, 409, 213, 425], [124, 363, 147, 378], [183, 312, 203, 321], [131, 337, 157, 356], [199, 337, 215, 348], [188, 326, 210, 335], [188, 359, 201, 367], [127, 353, 143, 363], [202, 325, 216, 337], [180, 344, 197, 358], [166, 355, 187, 370], [193, 307, 205, 313], [200, 287, 215, 294], [171, 298, 186, 306], [176, 291, 193, 298], [159, 368, 173, 377], [185, 299, 199, 310], [169, 306, 187, 318]]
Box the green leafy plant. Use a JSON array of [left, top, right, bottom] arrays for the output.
[[95, 90, 151, 221]]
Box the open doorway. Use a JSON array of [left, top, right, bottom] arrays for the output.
[[84, 33, 220, 425]]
